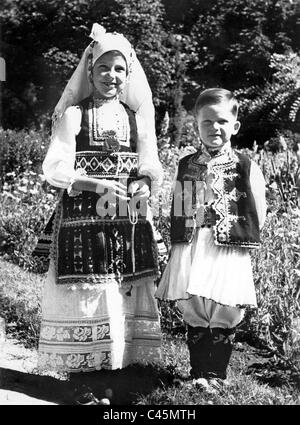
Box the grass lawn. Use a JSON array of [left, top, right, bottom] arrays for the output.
[[0, 258, 299, 405], [135, 336, 300, 405]]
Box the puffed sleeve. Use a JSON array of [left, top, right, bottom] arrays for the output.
[[135, 98, 163, 186], [250, 160, 267, 229], [42, 106, 82, 188]]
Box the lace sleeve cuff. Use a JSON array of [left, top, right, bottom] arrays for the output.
[[67, 168, 88, 197]]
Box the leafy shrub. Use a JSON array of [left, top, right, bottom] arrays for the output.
[[0, 170, 58, 271], [0, 128, 50, 184], [235, 52, 300, 145], [0, 258, 44, 348], [244, 211, 300, 365]]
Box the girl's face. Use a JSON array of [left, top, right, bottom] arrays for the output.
[[92, 51, 127, 99], [196, 102, 240, 150]]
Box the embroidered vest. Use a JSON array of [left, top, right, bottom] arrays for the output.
[[170, 150, 260, 248]]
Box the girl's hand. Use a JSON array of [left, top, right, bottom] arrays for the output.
[[96, 179, 129, 200], [128, 177, 151, 201], [71, 175, 129, 200]]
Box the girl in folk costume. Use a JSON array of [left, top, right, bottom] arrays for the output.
[[38, 23, 163, 404], [156, 88, 267, 391]]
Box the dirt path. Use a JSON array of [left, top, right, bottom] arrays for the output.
[[0, 335, 173, 405], [0, 337, 58, 405]]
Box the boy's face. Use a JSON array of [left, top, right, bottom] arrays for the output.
[[196, 102, 240, 150]]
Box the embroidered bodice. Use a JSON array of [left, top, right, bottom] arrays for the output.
[[76, 96, 137, 153]]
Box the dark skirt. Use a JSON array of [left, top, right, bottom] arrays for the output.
[[51, 190, 159, 286]]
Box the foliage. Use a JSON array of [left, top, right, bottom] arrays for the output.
[[0, 169, 57, 270], [0, 0, 175, 129], [108, 0, 177, 109], [237, 144, 300, 366], [0, 128, 55, 270], [0, 258, 44, 348], [0, 128, 50, 182], [186, 0, 299, 88], [235, 52, 300, 145], [248, 211, 300, 359], [1, 0, 300, 146], [238, 134, 300, 211]]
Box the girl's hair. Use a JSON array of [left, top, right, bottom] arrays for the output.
[[194, 88, 239, 117]]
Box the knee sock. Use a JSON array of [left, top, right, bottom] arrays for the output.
[[187, 325, 235, 380], [208, 327, 235, 379], [187, 325, 212, 379]]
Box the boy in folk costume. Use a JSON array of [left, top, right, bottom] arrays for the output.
[[38, 24, 163, 404], [156, 88, 267, 390]]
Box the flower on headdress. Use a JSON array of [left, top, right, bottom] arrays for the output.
[[89, 23, 106, 42]]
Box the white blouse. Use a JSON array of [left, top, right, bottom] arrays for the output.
[[43, 103, 163, 189], [248, 160, 267, 229]]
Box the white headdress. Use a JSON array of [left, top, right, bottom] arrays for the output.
[[53, 23, 153, 122]]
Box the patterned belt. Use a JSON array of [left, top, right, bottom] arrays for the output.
[[75, 151, 138, 178]]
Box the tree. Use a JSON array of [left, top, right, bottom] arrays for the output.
[[0, 0, 176, 129], [105, 0, 178, 115], [235, 52, 300, 145], [184, 0, 299, 106], [0, 0, 118, 128], [1, 0, 300, 147]]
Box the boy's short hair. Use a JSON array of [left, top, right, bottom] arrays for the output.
[[194, 88, 239, 118]]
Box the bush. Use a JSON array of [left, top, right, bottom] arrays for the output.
[[0, 258, 44, 348], [0, 128, 50, 184], [235, 52, 300, 146], [0, 170, 58, 271], [245, 211, 300, 358]]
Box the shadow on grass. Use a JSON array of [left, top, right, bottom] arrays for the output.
[[246, 361, 300, 389], [231, 340, 299, 390], [0, 363, 174, 405]]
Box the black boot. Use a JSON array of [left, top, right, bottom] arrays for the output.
[[208, 327, 235, 380], [187, 325, 212, 379]]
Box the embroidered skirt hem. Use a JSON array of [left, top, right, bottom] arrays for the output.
[[38, 262, 162, 374]]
